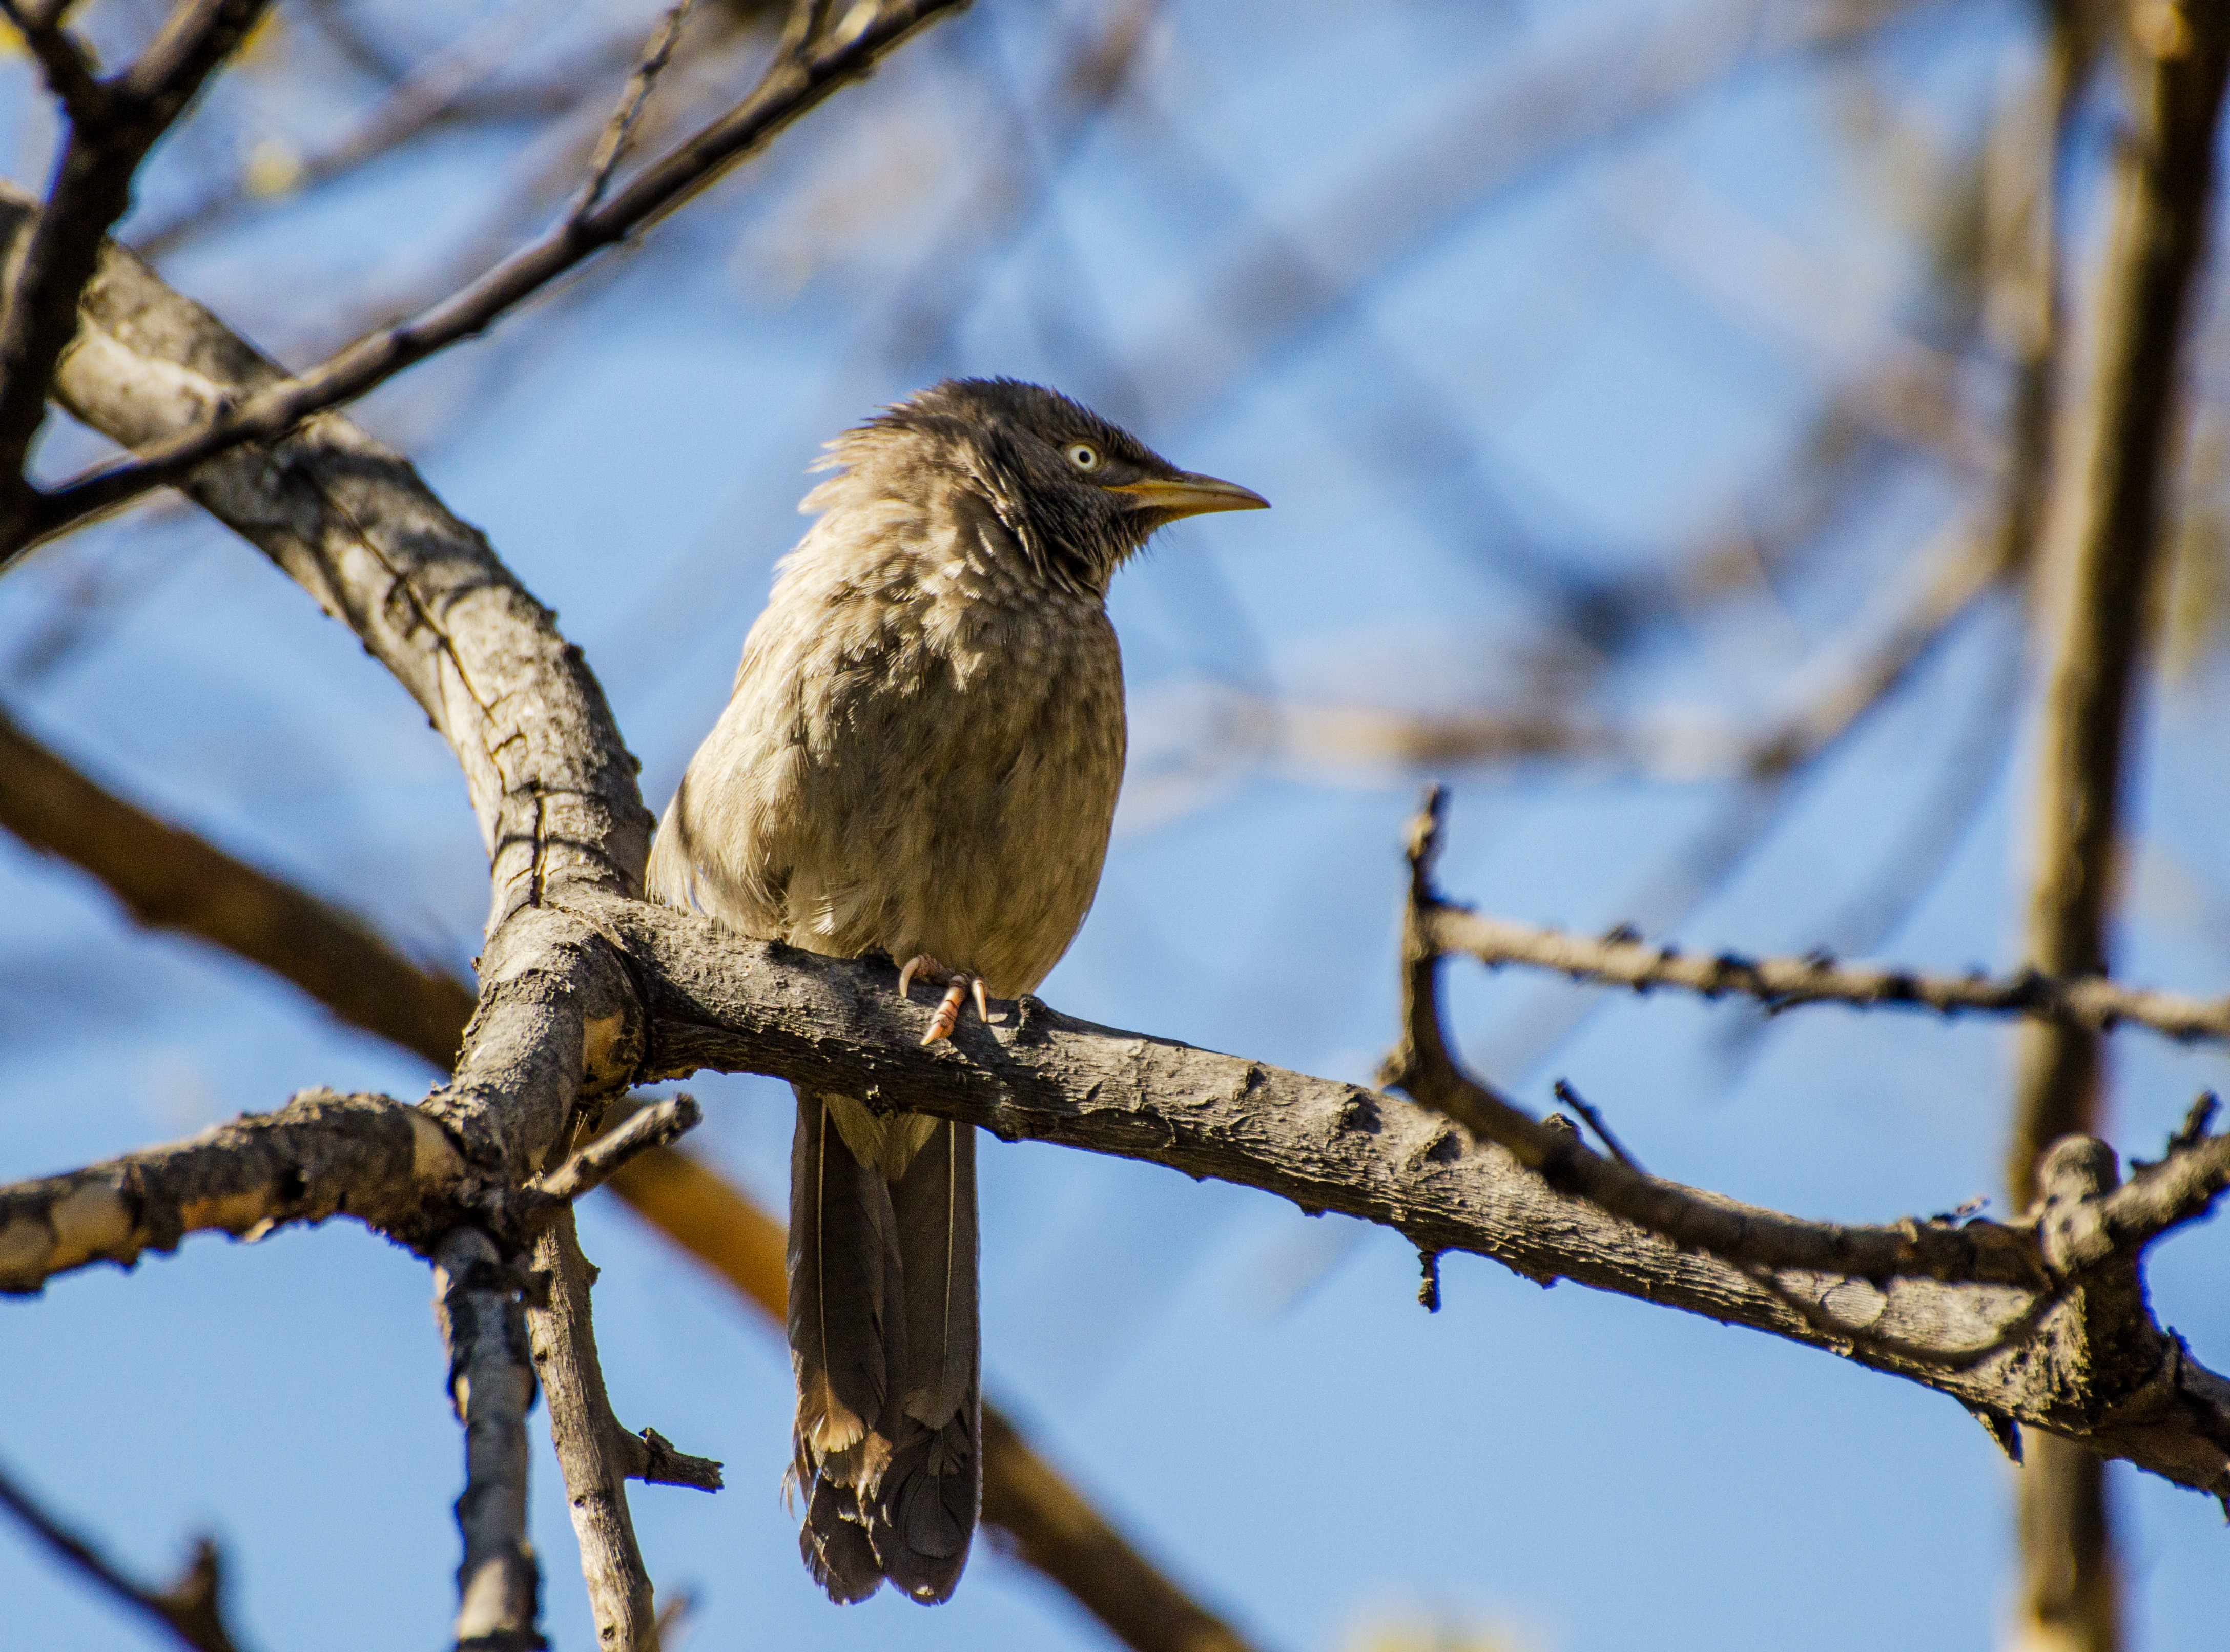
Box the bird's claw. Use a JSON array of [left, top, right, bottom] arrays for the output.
[[897, 955, 992, 1045]]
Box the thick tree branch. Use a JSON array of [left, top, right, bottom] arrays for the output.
[[0, 1087, 466, 1292], [15, 905, 2228, 1494], [6, 0, 969, 558], [1427, 907, 2230, 1046], [0, 1457, 246, 1652]]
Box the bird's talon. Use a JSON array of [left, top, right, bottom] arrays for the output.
[[971, 978, 990, 1024], [922, 980, 967, 1044]]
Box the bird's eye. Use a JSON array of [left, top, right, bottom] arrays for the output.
[[1066, 442, 1101, 471]]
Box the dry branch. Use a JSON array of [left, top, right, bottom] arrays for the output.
[[435, 1225, 544, 1652], [8, 0, 972, 557], [12, 896, 2230, 1497], [0, 1457, 246, 1652], [1429, 906, 2230, 1046]]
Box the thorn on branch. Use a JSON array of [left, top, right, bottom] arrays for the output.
[[1968, 1406, 2023, 1465], [1417, 1248, 1442, 1313], [1553, 1078, 1645, 1173]]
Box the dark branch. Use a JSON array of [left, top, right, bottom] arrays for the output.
[[0, 1458, 245, 1652], [6, 0, 970, 560], [0, 0, 273, 536], [433, 1226, 544, 1651], [1431, 906, 2230, 1046]]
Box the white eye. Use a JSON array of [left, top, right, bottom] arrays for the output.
[[1066, 442, 1101, 471]]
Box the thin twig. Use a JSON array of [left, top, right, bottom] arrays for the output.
[[1379, 788, 2050, 1290], [570, 0, 702, 223], [524, 1093, 701, 1211], [1551, 1079, 1644, 1173], [1433, 907, 2230, 1046], [0, 1459, 245, 1652], [5, 0, 969, 563]]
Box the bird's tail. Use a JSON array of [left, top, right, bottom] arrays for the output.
[[789, 1089, 980, 1604]]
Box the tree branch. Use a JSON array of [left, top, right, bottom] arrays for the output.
[[0, 700, 477, 1066], [0, 1457, 246, 1652], [11, 903, 2230, 1498], [5, 0, 969, 560], [0, 211, 1278, 1650], [0, 0, 273, 538], [525, 1211, 664, 1652], [435, 1225, 544, 1652], [1425, 906, 2230, 1046], [2005, 15, 2230, 1640], [2008, 0, 2230, 1205]]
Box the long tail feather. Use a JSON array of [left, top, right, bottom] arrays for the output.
[[788, 1089, 905, 1602], [874, 1118, 981, 1602]]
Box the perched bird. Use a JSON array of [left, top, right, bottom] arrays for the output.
[[646, 379, 1267, 1603]]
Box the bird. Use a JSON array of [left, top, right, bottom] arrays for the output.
[[645, 378, 1267, 1603]]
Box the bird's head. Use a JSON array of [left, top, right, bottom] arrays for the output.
[[827, 378, 1268, 599]]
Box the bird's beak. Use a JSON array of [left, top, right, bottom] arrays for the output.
[[1108, 471, 1270, 519]]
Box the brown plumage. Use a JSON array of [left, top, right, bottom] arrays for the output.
[[647, 378, 1266, 1603]]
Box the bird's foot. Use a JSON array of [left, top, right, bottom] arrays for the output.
[[897, 955, 991, 1045]]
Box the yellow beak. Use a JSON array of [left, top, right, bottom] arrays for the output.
[[1108, 471, 1270, 520]]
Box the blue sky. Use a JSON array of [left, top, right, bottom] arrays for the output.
[[4, 1, 2229, 1648]]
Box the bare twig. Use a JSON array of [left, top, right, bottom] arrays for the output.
[[6, 0, 969, 561], [1377, 789, 2049, 1292], [570, 0, 702, 223], [525, 1212, 663, 1652], [0, 1458, 246, 1652], [1432, 907, 2230, 1046], [133, 15, 639, 257], [525, 1095, 701, 1211], [1552, 1079, 1643, 1173]]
